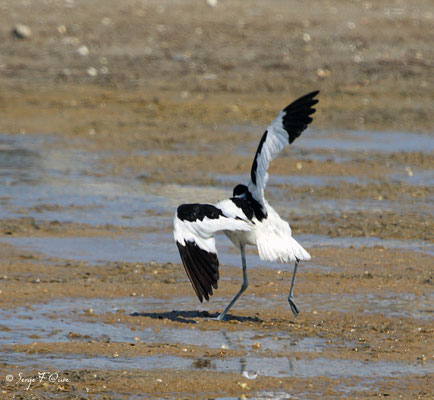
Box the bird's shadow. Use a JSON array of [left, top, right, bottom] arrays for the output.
[[130, 310, 261, 324]]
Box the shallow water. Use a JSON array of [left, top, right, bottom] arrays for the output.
[[1, 293, 430, 354], [216, 173, 369, 188], [0, 297, 329, 352], [223, 125, 434, 158], [276, 197, 434, 217], [2, 230, 432, 268], [300, 292, 433, 320], [3, 351, 432, 379], [296, 129, 434, 154], [299, 234, 434, 256]]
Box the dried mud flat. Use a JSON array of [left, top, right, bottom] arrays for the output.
[[0, 0, 433, 399]]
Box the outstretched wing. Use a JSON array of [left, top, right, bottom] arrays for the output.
[[248, 91, 319, 203], [173, 200, 251, 302]]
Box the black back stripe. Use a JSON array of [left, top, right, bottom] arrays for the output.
[[177, 204, 224, 222], [230, 197, 254, 221], [250, 130, 268, 186], [245, 190, 267, 221]]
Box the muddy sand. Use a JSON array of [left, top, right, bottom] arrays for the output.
[[0, 0, 433, 399]]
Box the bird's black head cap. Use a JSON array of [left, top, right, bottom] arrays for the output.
[[233, 184, 248, 197]]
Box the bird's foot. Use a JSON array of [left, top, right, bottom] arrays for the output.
[[213, 313, 226, 321], [288, 296, 299, 318]]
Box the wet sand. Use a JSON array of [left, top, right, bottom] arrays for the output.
[[1, 0, 433, 398]]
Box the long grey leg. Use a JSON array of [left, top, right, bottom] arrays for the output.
[[288, 259, 299, 317], [216, 245, 248, 321]]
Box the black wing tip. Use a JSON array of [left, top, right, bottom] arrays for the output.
[[281, 90, 320, 142], [176, 240, 219, 303], [308, 89, 320, 97], [284, 90, 320, 110], [299, 90, 320, 100]]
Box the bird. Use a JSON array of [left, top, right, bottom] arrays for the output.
[[173, 91, 319, 321]]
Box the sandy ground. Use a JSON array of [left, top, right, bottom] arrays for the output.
[[0, 0, 433, 399]]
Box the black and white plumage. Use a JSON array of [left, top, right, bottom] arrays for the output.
[[174, 91, 319, 320]]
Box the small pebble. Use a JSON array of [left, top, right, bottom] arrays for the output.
[[77, 45, 89, 56], [316, 68, 331, 78], [12, 24, 32, 39], [87, 67, 98, 77], [57, 25, 67, 34]]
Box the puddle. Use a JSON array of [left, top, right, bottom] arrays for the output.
[[391, 170, 434, 186], [222, 125, 434, 160], [126, 291, 434, 321], [299, 234, 434, 256], [215, 173, 367, 188], [0, 235, 176, 264], [275, 197, 434, 218], [214, 174, 369, 190], [218, 169, 434, 193], [0, 232, 282, 267], [0, 134, 229, 228], [2, 231, 432, 269], [1, 291, 429, 353], [0, 297, 329, 352], [0, 134, 161, 225], [293, 129, 434, 154], [0, 135, 44, 185], [300, 292, 434, 320], [3, 351, 432, 379]]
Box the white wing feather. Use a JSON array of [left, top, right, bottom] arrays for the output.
[[248, 112, 287, 203], [248, 91, 319, 204]]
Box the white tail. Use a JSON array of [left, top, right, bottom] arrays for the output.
[[257, 235, 310, 263]]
